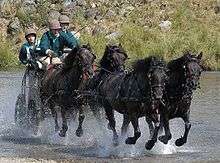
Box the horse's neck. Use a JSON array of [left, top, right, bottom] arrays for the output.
[[120, 72, 150, 98], [65, 65, 82, 87], [167, 71, 192, 98]]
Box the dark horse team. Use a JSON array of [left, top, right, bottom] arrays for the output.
[[16, 42, 203, 150]]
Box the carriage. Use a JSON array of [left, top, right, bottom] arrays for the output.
[[14, 66, 45, 134]]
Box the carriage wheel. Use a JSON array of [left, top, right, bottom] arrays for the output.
[[14, 94, 29, 128]]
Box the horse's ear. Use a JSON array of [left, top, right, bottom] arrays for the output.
[[72, 46, 79, 54], [197, 52, 203, 61]]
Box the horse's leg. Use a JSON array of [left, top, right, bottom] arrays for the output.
[[145, 116, 154, 139], [104, 104, 119, 146], [125, 116, 141, 144], [49, 102, 59, 132], [59, 107, 68, 137], [175, 112, 191, 146], [121, 114, 130, 136], [145, 110, 161, 150], [75, 104, 85, 137], [158, 116, 172, 144]]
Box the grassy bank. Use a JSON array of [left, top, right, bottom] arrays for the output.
[[80, 0, 220, 70], [0, 34, 19, 70], [0, 0, 219, 70]]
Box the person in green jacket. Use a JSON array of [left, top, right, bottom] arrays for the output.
[[19, 28, 41, 67], [38, 19, 79, 67], [59, 14, 80, 41]]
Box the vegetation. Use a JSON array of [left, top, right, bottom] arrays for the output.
[[0, 33, 19, 70], [0, 0, 219, 70]]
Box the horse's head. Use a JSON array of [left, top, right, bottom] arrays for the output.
[[133, 56, 168, 100], [63, 44, 96, 79], [182, 51, 203, 90], [147, 57, 168, 100], [100, 43, 128, 72]]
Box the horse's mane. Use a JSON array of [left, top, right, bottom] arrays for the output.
[[167, 52, 198, 72], [132, 56, 166, 73], [63, 44, 93, 67], [100, 44, 128, 68]]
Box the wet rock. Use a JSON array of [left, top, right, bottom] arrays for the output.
[[159, 20, 172, 31]]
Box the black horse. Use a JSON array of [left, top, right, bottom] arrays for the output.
[[89, 44, 128, 90], [40, 45, 96, 137], [156, 52, 203, 146], [96, 56, 168, 149], [88, 44, 128, 120]]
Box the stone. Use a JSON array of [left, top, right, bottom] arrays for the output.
[[7, 17, 22, 36], [159, 20, 172, 31], [48, 10, 61, 22], [105, 31, 122, 40]]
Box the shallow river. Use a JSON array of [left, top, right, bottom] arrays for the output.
[[0, 71, 219, 163]]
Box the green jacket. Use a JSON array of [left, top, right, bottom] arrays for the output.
[[19, 40, 40, 64], [39, 31, 79, 57], [61, 30, 80, 44]]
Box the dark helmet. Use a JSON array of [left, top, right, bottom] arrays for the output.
[[49, 20, 62, 30], [25, 28, 36, 38], [59, 15, 70, 24]]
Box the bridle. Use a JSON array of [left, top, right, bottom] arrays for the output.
[[181, 59, 202, 97]]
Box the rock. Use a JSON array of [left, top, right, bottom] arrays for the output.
[[159, 20, 172, 31], [105, 9, 117, 19], [76, 0, 87, 7], [84, 8, 98, 19], [0, 17, 10, 38], [105, 31, 122, 40], [92, 25, 107, 35], [48, 10, 61, 22], [214, 0, 220, 14], [7, 17, 22, 36], [21, 0, 37, 14]]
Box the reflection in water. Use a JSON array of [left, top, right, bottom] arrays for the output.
[[0, 71, 219, 162]]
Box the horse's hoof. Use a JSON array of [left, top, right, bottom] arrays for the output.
[[59, 130, 66, 137], [113, 135, 119, 146], [125, 137, 136, 144], [76, 129, 83, 137], [113, 139, 119, 146], [145, 140, 156, 150], [175, 137, 186, 146], [158, 135, 170, 144]]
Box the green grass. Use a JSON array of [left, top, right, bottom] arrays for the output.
[[0, 0, 219, 70], [0, 36, 19, 70]]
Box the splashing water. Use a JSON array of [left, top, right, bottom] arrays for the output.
[[0, 71, 220, 162]]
